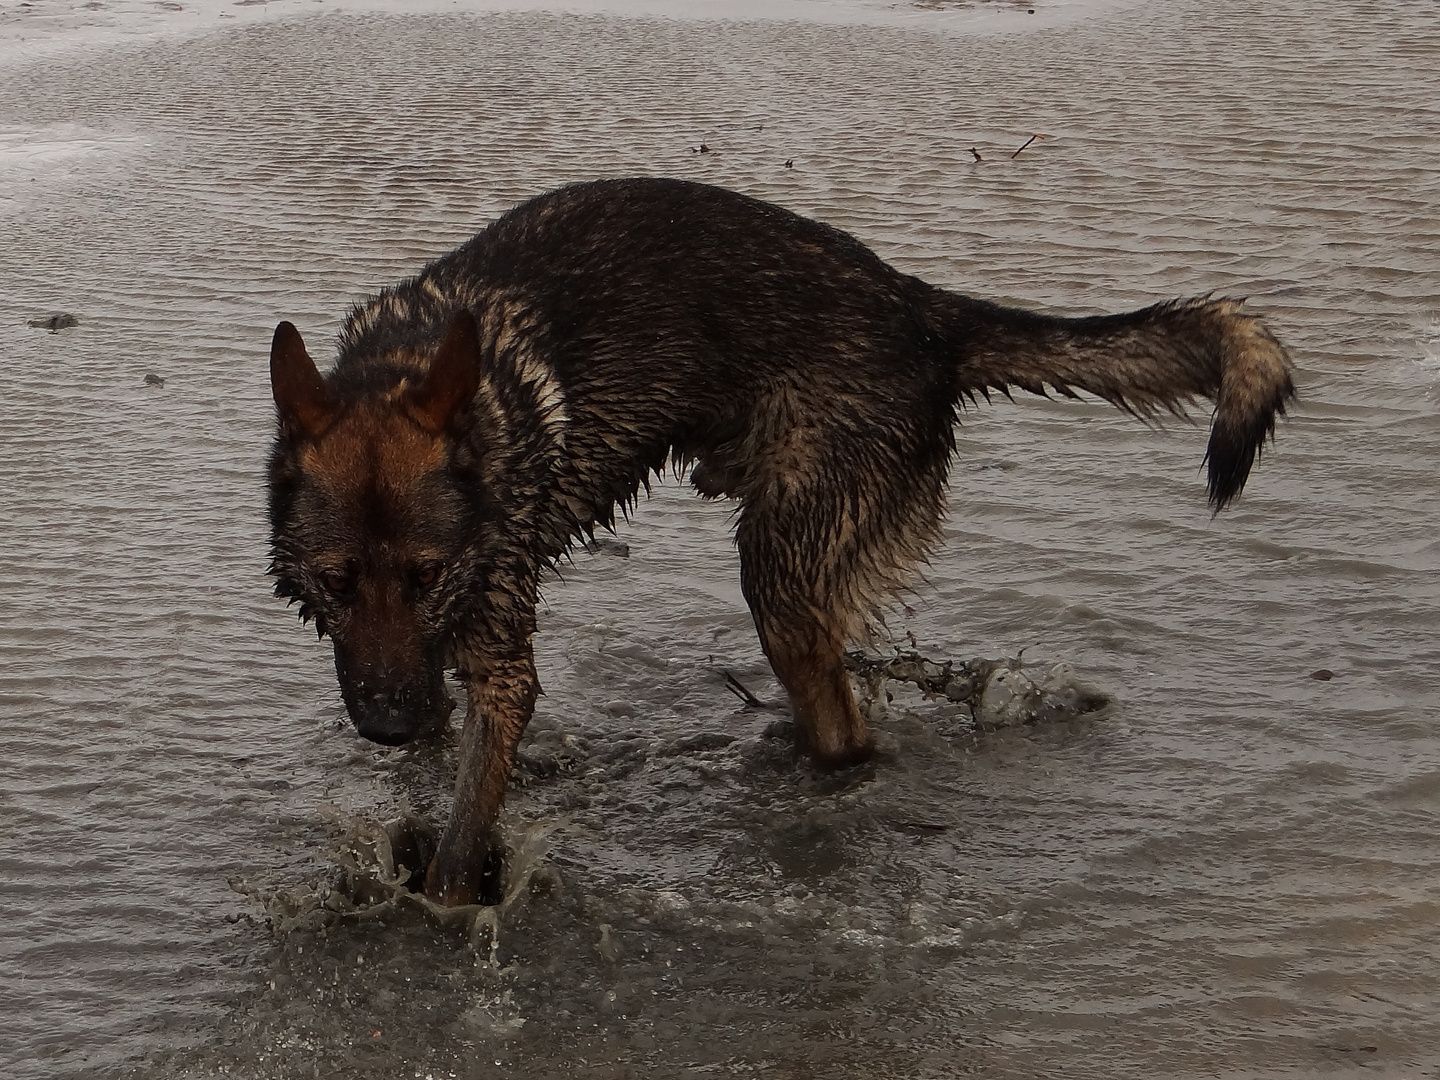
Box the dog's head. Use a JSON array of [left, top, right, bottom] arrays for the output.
[[266, 312, 481, 745]]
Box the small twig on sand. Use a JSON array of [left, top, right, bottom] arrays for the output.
[[1011, 133, 1046, 159], [723, 671, 765, 709]]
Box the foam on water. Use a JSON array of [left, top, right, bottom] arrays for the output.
[[1, 0, 1438, 1075]]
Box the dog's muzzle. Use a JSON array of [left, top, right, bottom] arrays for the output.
[[334, 645, 452, 745], [345, 681, 453, 744], [336, 668, 449, 743], [353, 696, 419, 745]]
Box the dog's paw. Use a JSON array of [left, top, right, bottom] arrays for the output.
[[424, 844, 507, 908]]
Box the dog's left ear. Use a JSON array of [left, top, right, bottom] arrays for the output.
[[271, 321, 333, 438], [409, 310, 481, 433]]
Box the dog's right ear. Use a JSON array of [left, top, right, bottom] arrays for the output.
[[270, 321, 332, 438], [408, 310, 481, 433]]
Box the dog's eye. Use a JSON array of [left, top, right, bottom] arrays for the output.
[[415, 563, 443, 589], [319, 568, 352, 595]]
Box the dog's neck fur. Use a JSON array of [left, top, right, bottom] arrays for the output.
[[332, 274, 592, 680]]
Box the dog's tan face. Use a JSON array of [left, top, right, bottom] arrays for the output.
[[267, 315, 480, 745]]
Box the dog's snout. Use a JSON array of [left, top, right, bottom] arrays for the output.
[[333, 640, 453, 746], [350, 685, 428, 745]]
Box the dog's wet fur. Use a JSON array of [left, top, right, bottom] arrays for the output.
[[267, 177, 1295, 905]]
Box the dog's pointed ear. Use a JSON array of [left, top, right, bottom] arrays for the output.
[[270, 321, 332, 438], [410, 310, 481, 433]]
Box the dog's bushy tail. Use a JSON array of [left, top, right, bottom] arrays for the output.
[[926, 292, 1296, 510]]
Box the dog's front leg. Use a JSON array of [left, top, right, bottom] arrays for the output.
[[425, 647, 538, 907]]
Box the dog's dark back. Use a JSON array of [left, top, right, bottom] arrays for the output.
[[332, 178, 961, 538]]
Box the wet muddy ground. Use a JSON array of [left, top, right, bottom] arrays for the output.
[[2, 0, 1438, 1075]]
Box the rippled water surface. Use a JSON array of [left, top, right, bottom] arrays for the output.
[[2, 0, 1438, 1076]]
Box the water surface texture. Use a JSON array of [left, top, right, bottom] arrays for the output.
[[2, 0, 1438, 1076]]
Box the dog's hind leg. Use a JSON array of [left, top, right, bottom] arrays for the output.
[[735, 486, 879, 770], [732, 402, 952, 769], [752, 602, 872, 769]]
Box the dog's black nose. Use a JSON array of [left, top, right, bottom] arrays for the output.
[[352, 699, 420, 746]]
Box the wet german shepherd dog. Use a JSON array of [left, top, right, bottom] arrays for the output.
[[267, 177, 1294, 906]]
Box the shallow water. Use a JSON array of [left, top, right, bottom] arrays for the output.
[[1, 0, 1438, 1075]]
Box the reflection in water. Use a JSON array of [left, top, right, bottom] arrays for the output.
[[1, 0, 1438, 1076]]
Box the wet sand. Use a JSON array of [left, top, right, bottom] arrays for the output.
[[2, 0, 1438, 1076]]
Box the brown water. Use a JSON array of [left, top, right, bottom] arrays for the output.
[[2, 0, 1438, 1076]]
